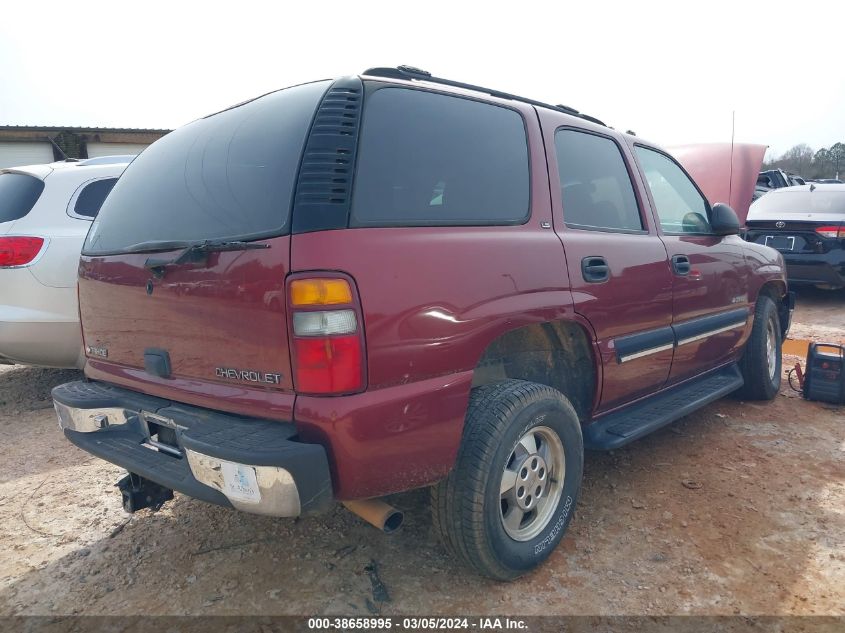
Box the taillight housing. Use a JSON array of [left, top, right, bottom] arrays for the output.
[[0, 236, 45, 268], [815, 225, 844, 239], [287, 275, 366, 395]]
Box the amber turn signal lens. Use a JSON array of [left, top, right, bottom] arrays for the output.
[[290, 278, 353, 306]]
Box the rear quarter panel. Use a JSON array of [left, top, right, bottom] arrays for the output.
[[290, 100, 583, 498]]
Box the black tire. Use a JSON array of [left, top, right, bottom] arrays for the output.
[[738, 295, 782, 400], [431, 380, 583, 580]]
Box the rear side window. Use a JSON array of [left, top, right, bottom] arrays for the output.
[[635, 146, 711, 234], [351, 88, 529, 226], [72, 178, 118, 218], [0, 173, 45, 223], [555, 130, 643, 231], [84, 80, 330, 254]]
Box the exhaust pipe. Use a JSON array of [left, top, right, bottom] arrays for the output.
[[343, 499, 404, 533]]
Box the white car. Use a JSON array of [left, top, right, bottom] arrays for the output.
[[0, 156, 133, 368]]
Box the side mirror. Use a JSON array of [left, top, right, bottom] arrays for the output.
[[710, 203, 740, 236]]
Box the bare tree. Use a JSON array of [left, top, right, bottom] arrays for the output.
[[764, 144, 845, 179], [780, 144, 814, 175], [828, 143, 845, 179], [812, 148, 831, 178]]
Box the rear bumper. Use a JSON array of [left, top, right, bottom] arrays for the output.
[[52, 380, 333, 516], [783, 252, 845, 287]]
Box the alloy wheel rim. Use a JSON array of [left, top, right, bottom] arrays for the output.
[[499, 425, 565, 542], [766, 316, 778, 381]]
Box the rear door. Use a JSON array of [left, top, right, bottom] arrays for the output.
[[632, 145, 750, 384], [541, 119, 674, 412], [77, 80, 331, 414]]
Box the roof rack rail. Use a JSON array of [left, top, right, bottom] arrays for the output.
[[362, 65, 607, 127]]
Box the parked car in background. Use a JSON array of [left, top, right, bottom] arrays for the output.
[[745, 183, 845, 289], [52, 66, 790, 580], [0, 156, 133, 367], [755, 168, 808, 199], [753, 184, 772, 202], [807, 178, 844, 184], [758, 169, 790, 190]]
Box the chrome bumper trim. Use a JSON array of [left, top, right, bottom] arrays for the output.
[[55, 401, 303, 517], [185, 449, 301, 517], [54, 402, 131, 432]]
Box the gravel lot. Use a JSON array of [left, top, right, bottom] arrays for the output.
[[1, 288, 842, 616]]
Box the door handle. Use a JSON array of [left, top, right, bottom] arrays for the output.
[[672, 254, 691, 276], [581, 256, 610, 283]]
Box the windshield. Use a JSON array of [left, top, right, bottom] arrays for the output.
[[749, 188, 845, 218], [83, 80, 330, 255]]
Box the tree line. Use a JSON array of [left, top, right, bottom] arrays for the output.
[[762, 142, 844, 179]]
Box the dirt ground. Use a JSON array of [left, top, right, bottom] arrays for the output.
[[0, 288, 843, 617]]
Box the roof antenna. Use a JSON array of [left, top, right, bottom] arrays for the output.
[[728, 110, 735, 206], [46, 135, 71, 161]]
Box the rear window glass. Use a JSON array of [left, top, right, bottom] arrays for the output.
[[351, 88, 529, 226], [84, 80, 330, 254], [750, 189, 845, 217], [0, 172, 45, 223], [73, 178, 117, 218]]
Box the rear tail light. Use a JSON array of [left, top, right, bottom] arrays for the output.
[[0, 236, 45, 267], [815, 225, 844, 239], [288, 276, 365, 395]]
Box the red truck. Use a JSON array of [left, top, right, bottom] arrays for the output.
[[53, 66, 793, 580]]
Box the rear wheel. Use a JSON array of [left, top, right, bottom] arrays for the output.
[[738, 295, 782, 400], [431, 380, 583, 580]]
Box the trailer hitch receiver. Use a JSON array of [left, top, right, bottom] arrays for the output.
[[116, 472, 174, 513]]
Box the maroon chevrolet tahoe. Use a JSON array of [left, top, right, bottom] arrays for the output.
[[53, 66, 793, 580]]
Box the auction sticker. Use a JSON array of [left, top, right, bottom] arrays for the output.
[[221, 461, 261, 503]]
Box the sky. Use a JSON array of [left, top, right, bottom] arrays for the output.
[[1, 0, 843, 159]]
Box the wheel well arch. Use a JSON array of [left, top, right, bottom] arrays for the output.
[[471, 321, 597, 422], [756, 280, 789, 338], [757, 279, 786, 302]]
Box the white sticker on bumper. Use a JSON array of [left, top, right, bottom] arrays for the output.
[[221, 461, 261, 504]]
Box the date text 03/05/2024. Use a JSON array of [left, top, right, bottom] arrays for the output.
[[307, 617, 528, 630]]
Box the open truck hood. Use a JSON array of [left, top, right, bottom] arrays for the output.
[[668, 143, 767, 225]]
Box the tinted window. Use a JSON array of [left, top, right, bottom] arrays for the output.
[[0, 173, 45, 223], [73, 178, 117, 218], [554, 130, 642, 231], [749, 188, 845, 216], [351, 88, 529, 226], [84, 80, 330, 254], [635, 146, 711, 234]]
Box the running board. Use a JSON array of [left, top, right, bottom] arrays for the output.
[[583, 365, 744, 450]]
